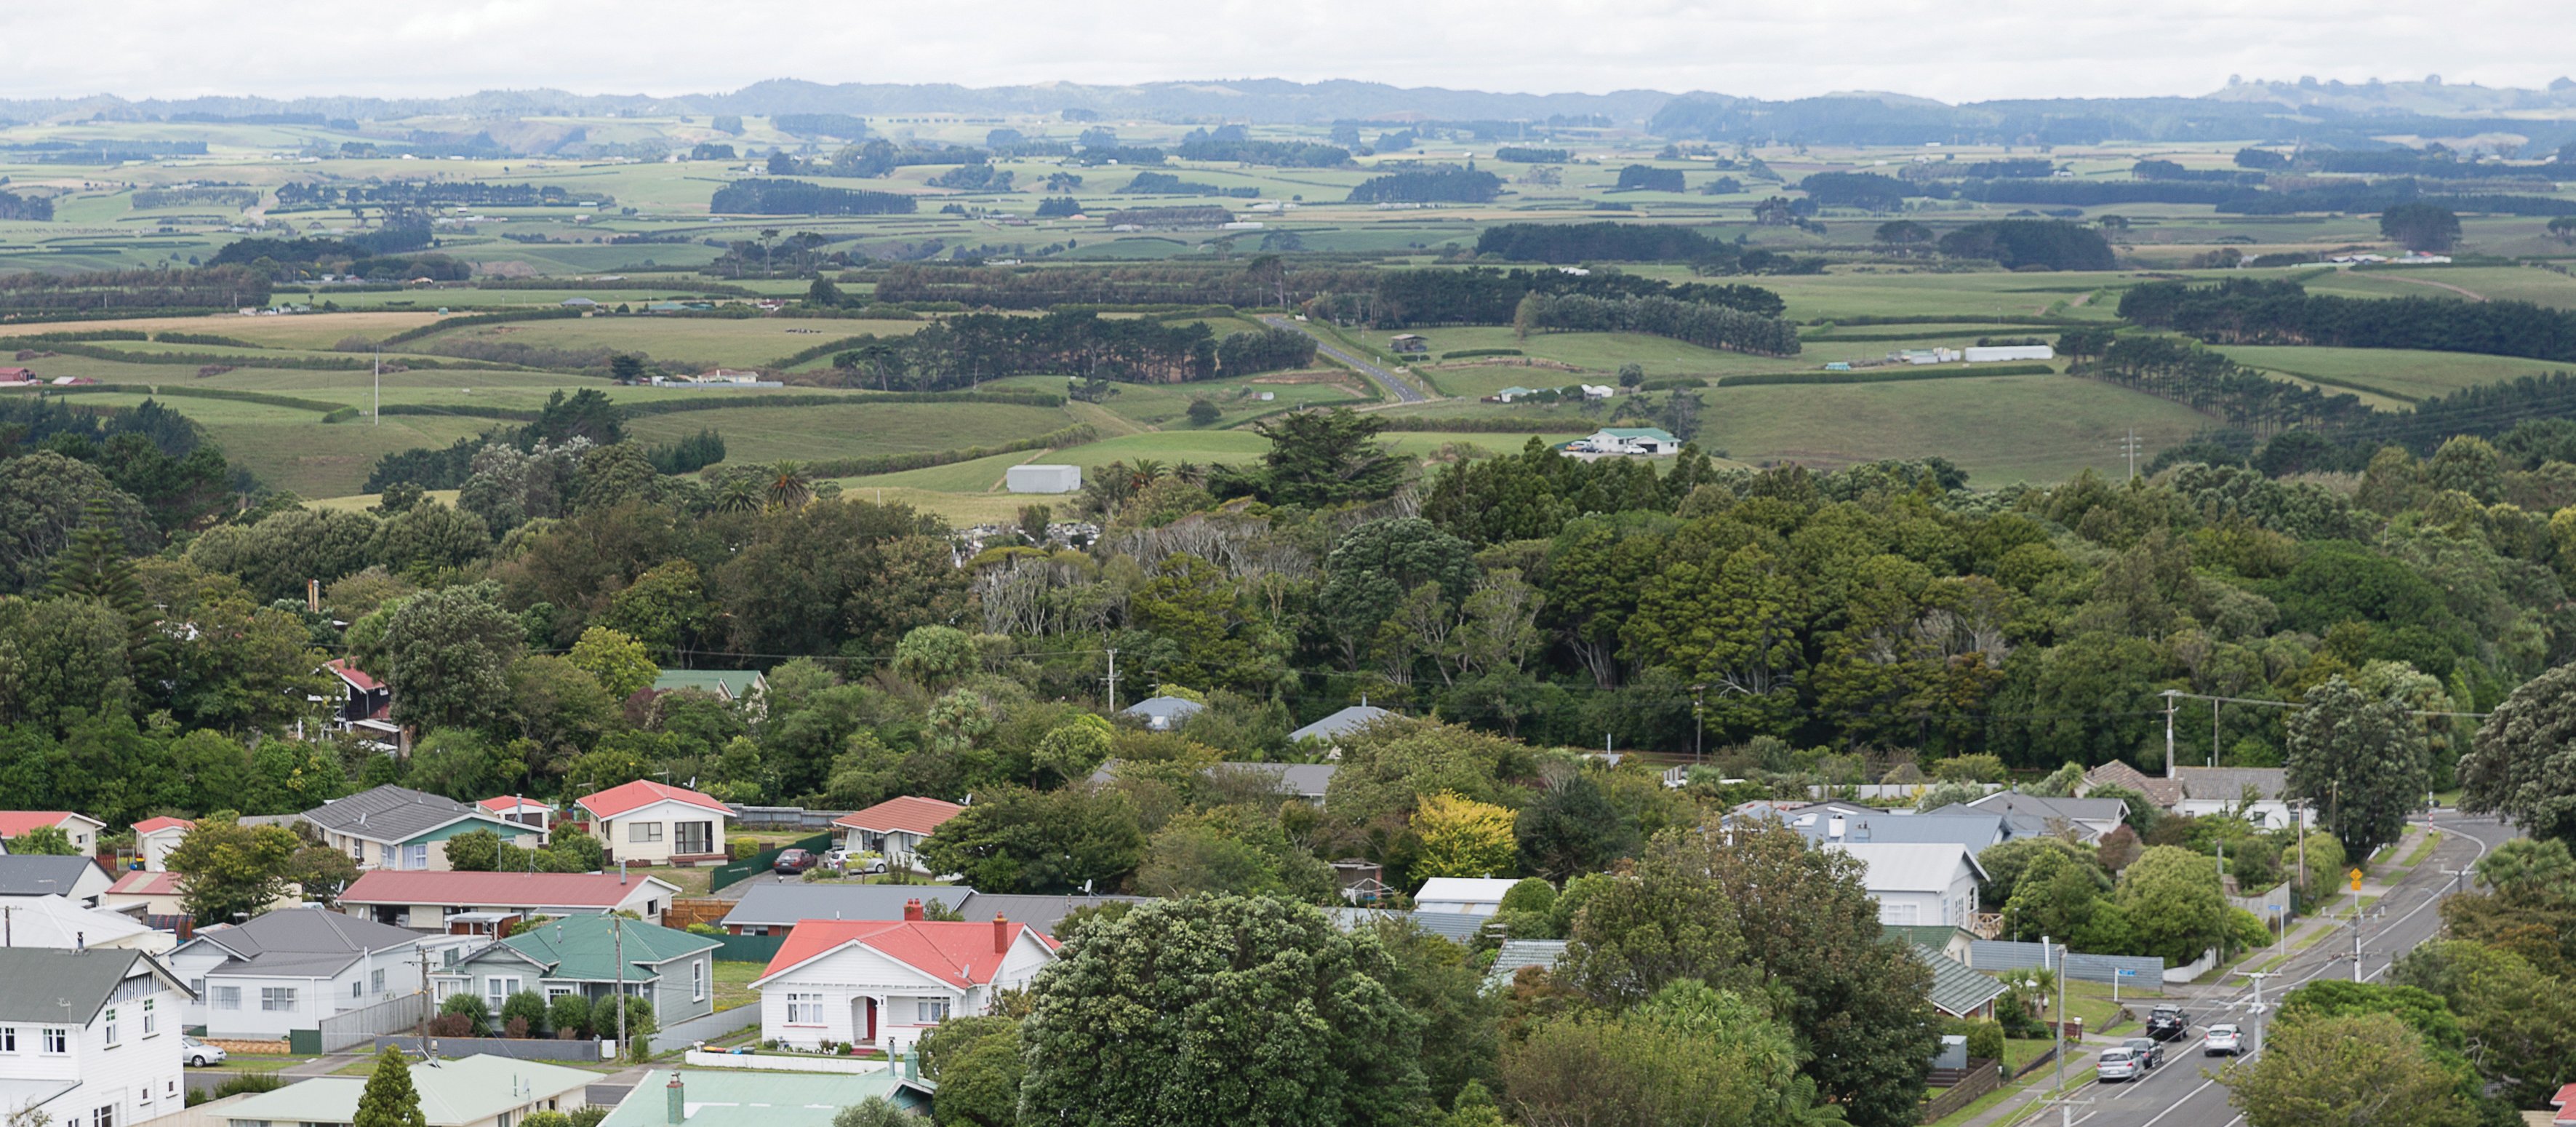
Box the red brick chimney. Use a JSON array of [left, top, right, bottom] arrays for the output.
[[993, 914, 1011, 954], [903, 898, 924, 922]]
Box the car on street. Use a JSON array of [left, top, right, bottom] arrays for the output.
[[2146, 1005, 2190, 1040], [183, 1036, 225, 1067], [2204, 1024, 2244, 1056], [772, 848, 820, 875], [2095, 1047, 2144, 1083], [2121, 1037, 2163, 1069]]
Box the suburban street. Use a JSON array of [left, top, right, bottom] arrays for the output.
[[1993, 811, 2513, 1127], [1256, 314, 1431, 402]]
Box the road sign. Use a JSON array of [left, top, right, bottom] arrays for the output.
[[2349, 867, 2364, 891], [2115, 969, 2136, 976], [2268, 904, 2283, 912]]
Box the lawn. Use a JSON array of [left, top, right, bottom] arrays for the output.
[[1696, 374, 2212, 485], [625, 401, 1073, 466], [711, 961, 764, 1013], [2213, 343, 2564, 403]]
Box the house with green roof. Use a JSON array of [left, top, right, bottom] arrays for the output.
[[212, 1054, 594, 1127], [652, 669, 769, 710], [596, 1070, 932, 1127], [1912, 943, 2007, 1020], [429, 915, 723, 1026], [1580, 427, 1680, 455]]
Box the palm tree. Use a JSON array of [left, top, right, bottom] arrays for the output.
[[713, 474, 761, 514], [1130, 459, 1169, 488], [766, 461, 814, 510]]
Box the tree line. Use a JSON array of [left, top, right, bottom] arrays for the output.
[[1322, 266, 1788, 328], [709, 178, 918, 216], [1347, 167, 1503, 204], [1512, 292, 1803, 357], [2120, 277, 2576, 364]]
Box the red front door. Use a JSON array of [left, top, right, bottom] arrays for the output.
[[865, 997, 878, 1043]]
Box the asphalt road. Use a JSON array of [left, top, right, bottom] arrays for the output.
[[1256, 314, 1429, 402], [2047, 811, 2511, 1127]]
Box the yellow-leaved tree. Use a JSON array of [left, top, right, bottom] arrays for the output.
[[1412, 792, 1519, 880]]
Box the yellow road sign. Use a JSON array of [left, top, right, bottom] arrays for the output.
[[2348, 867, 2364, 891]]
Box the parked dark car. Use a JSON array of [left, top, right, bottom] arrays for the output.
[[773, 848, 820, 875], [2145, 1005, 2190, 1041]]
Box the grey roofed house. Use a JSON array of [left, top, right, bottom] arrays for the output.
[[956, 893, 1151, 934], [175, 904, 428, 978], [1087, 760, 1339, 801], [0, 854, 106, 898], [2079, 761, 2185, 808], [1321, 907, 1489, 944], [1913, 943, 2008, 1019], [1119, 696, 1205, 731], [0, 947, 192, 1023], [300, 784, 494, 842], [1288, 704, 1396, 744], [2171, 766, 2289, 803], [1947, 793, 2129, 843], [719, 884, 977, 933], [1777, 809, 2008, 853], [1484, 939, 1569, 992]]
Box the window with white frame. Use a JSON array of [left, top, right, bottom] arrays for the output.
[[784, 992, 823, 1024], [629, 821, 663, 844], [546, 987, 572, 1000], [371, 968, 385, 995], [0, 1027, 15, 1052], [407, 844, 428, 869], [142, 999, 155, 1038], [916, 999, 951, 1024], [92, 1104, 112, 1127], [101, 1008, 117, 1047], [215, 986, 240, 1010], [351, 980, 362, 998], [692, 960, 705, 1001], [486, 976, 519, 1013], [189, 978, 204, 998], [380, 843, 396, 867], [260, 987, 296, 1012], [41, 1028, 68, 1054]]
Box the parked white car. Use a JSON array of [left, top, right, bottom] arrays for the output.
[[2095, 1047, 2143, 1083], [2203, 1024, 2243, 1056], [183, 1036, 227, 1067]]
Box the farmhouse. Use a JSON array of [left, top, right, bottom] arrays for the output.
[[1005, 463, 1083, 494], [1389, 334, 1429, 354], [832, 797, 966, 875], [751, 900, 1058, 1054], [575, 780, 735, 866], [1577, 427, 1680, 455], [338, 869, 682, 929]]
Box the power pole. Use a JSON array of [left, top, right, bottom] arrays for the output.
[[1103, 648, 1120, 713], [415, 947, 433, 1037], [2161, 689, 2178, 777], [2120, 428, 2142, 480], [615, 915, 628, 1057], [1690, 683, 1707, 765], [373, 349, 381, 426]]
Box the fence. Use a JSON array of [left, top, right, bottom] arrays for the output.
[[320, 992, 433, 1052], [664, 899, 736, 930], [729, 806, 854, 832], [683, 1048, 888, 1075], [1965, 940, 2164, 987], [2164, 947, 2219, 984], [658, 1005, 761, 1048], [705, 933, 789, 963], [708, 832, 833, 893], [374, 1035, 612, 1062], [1918, 1059, 2003, 1123], [2230, 882, 2295, 929]]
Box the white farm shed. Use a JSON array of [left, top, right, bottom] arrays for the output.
[[1006, 464, 1083, 493], [1963, 345, 2055, 362]]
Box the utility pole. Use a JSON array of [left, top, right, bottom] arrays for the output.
[[615, 915, 627, 1057], [2161, 689, 2177, 776], [415, 947, 433, 1037], [2121, 427, 2141, 480], [1103, 648, 1119, 713], [1690, 683, 1707, 765], [2349, 865, 2365, 984], [2240, 970, 2276, 1056], [2442, 867, 2474, 896], [373, 349, 381, 426]]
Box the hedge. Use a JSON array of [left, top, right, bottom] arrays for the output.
[[806, 423, 1097, 479], [152, 331, 264, 348], [767, 336, 877, 371], [1440, 348, 1524, 359], [375, 404, 541, 421], [1800, 314, 2096, 327], [0, 330, 149, 345], [1375, 416, 1596, 433], [36, 384, 352, 413], [377, 307, 585, 346], [1717, 363, 2057, 387], [23, 342, 375, 370], [620, 389, 1063, 417]]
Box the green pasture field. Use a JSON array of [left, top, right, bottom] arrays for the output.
[[0, 311, 444, 350], [624, 400, 1071, 465], [982, 372, 1375, 428], [55, 391, 498, 498], [2213, 344, 2569, 403], [1687, 374, 2214, 485], [409, 314, 932, 368], [2302, 265, 2576, 308]]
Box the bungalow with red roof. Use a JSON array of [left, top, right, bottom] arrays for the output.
[[337, 869, 683, 931], [477, 795, 554, 835], [577, 781, 735, 867], [832, 797, 965, 875], [750, 899, 1057, 1054], [0, 811, 106, 856], [133, 816, 195, 871], [318, 658, 401, 750], [103, 869, 189, 917]]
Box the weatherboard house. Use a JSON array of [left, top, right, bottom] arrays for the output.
[[300, 785, 543, 872], [751, 900, 1058, 1054]]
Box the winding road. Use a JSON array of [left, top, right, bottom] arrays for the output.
[[1257, 314, 1431, 403]]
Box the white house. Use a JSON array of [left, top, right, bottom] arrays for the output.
[[1413, 877, 1521, 915], [2169, 767, 2308, 831], [300, 785, 543, 872], [131, 817, 193, 872], [337, 869, 682, 930], [164, 905, 435, 1040], [1577, 427, 1680, 455], [0, 856, 113, 909], [1005, 464, 1082, 494], [212, 1054, 593, 1127], [575, 781, 735, 867], [475, 797, 554, 836], [752, 901, 1057, 1055], [1962, 345, 2055, 363], [0, 895, 173, 955], [1824, 842, 1985, 928], [833, 797, 966, 875], [0, 812, 105, 857], [0, 947, 193, 1127]]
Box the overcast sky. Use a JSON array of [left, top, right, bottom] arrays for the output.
[[0, 0, 2561, 104]]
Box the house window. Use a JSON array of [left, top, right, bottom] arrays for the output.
[[546, 987, 572, 1000], [189, 978, 204, 998], [407, 844, 428, 869], [916, 1000, 951, 1024], [103, 1008, 117, 1047], [442, 949, 458, 968], [261, 987, 297, 1012], [0, 1027, 15, 1052], [629, 822, 663, 844], [215, 987, 241, 1011], [41, 1028, 68, 1054], [675, 821, 711, 856], [142, 1000, 156, 1038], [784, 992, 823, 1024], [692, 960, 705, 1001], [92, 1106, 112, 1127], [487, 976, 520, 1013], [371, 969, 385, 995]]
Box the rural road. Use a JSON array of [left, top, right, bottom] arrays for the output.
[[2015, 811, 2513, 1127], [1257, 314, 1430, 402]]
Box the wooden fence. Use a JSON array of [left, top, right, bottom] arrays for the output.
[[1917, 1058, 2002, 1123], [664, 899, 735, 931]]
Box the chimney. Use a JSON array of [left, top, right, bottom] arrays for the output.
[[903, 899, 924, 922], [993, 914, 1010, 955], [665, 1075, 685, 1126], [1853, 821, 1871, 843], [1826, 815, 1845, 841], [74, 931, 85, 954]]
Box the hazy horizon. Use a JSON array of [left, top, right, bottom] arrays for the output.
[[0, 0, 2561, 107]]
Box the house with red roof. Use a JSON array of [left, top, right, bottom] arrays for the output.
[[832, 797, 965, 875], [103, 869, 189, 917], [318, 658, 401, 749], [476, 796, 554, 835], [132, 816, 195, 871], [337, 869, 683, 931], [0, 811, 107, 856], [750, 899, 1057, 1054], [576, 781, 735, 867]]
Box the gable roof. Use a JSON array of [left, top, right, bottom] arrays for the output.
[[2081, 762, 2185, 808], [0, 811, 103, 837], [1824, 841, 1986, 892], [833, 796, 965, 836], [340, 869, 678, 909], [721, 884, 977, 930], [1598, 426, 1678, 442], [598, 1070, 935, 1127], [1963, 792, 2130, 824], [1288, 705, 1394, 744], [303, 784, 508, 843], [215, 1054, 595, 1127], [0, 855, 103, 896], [1914, 943, 2009, 1018], [2172, 766, 2289, 803], [485, 916, 718, 981], [577, 779, 733, 821], [107, 870, 183, 898], [1121, 696, 1206, 722], [0, 894, 158, 949], [321, 658, 385, 693], [754, 918, 1050, 989], [652, 669, 764, 698], [1778, 809, 2007, 853], [1322, 906, 1492, 944], [0, 948, 181, 1024], [476, 796, 550, 815], [180, 905, 425, 977], [131, 816, 195, 835], [957, 892, 1150, 933], [1484, 939, 1569, 991]]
